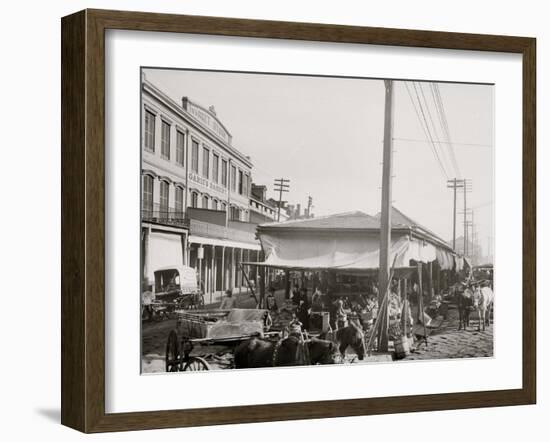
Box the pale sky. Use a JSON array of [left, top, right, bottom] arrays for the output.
[[143, 68, 494, 256]]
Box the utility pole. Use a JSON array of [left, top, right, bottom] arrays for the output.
[[377, 79, 394, 353], [273, 178, 290, 222], [462, 179, 472, 255], [464, 220, 473, 256], [471, 210, 475, 261], [459, 207, 472, 256], [447, 178, 464, 250]]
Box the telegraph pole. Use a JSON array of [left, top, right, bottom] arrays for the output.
[[447, 178, 464, 250], [471, 211, 475, 261], [377, 79, 394, 353], [462, 179, 472, 255], [273, 178, 290, 221]]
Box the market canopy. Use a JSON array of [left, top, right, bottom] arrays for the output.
[[253, 209, 464, 273], [256, 233, 436, 271]]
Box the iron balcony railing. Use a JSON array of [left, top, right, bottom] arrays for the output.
[[142, 205, 258, 243], [187, 218, 257, 244], [142, 206, 190, 228]]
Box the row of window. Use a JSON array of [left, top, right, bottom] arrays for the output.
[[142, 175, 249, 221], [251, 200, 276, 216], [144, 109, 251, 197]]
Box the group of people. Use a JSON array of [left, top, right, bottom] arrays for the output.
[[217, 277, 421, 336]]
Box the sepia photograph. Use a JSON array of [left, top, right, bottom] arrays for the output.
[[140, 67, 494, 374]]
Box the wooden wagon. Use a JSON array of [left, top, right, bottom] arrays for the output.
[[165, 308, 275, 372]]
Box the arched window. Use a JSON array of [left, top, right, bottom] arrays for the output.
[[202, 195, 209, 209], [159, 180, 169, 216], [191, 191, 198, 208], [212, 199, 218, 211]]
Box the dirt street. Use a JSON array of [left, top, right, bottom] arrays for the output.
[[403, 305, 493, 361], [141, 294, 493, 373]]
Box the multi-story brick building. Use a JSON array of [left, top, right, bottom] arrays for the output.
[[141, 74, 261, 301]]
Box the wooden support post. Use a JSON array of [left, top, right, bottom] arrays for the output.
[[258, 250, 266, 308], [401, 278, 409, 337], [377, 79, 394, 353], [417, 262, 428, 346], [259, 265, 266, 309], [285, 269, 291, 299], [428, 261, 433, 300], [240, 263, 258, 305]]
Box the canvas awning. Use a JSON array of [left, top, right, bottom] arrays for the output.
[[436, 248, 456, 270], [255, 233, 438, 271]]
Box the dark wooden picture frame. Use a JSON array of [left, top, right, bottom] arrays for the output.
[[61, 9, 536, 433]]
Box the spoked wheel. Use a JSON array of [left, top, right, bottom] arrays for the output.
[[165, 329, 182, 372], [183, 356, 210, 371]]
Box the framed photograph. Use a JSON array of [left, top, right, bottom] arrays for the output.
[[61, 9, 536, 433]]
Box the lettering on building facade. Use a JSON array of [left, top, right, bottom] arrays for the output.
[[188, 102, 231, 144], [188, 172, 228, 198]]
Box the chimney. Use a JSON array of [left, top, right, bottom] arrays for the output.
[[181, 97, 189, 110]]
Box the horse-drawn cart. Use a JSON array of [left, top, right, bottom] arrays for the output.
[[165, 308, 275, 372], [142, 266, 205, 322]]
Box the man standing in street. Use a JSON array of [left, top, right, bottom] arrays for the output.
[[219, 289, 238, 310]]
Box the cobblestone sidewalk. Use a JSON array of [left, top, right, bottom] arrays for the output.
[[403, 306, 493, 360]]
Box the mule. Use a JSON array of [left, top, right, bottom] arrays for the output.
[[472, 286, 494, 331], [454, 284, 474, 331]]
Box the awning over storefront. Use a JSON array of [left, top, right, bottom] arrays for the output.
[[147, 231, 185, 282], [257, 233, 438, 271], [188, 235, 262, 251]]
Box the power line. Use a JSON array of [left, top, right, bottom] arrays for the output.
[[432, 84, 461, 178], [392, 137, 492, 148], [418, 83, 455, 177], [404, 82, 449, 179], [412, 82, 450, 178]]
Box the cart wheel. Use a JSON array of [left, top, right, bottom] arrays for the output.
[[183, 356, 210, 371], [165, 330, 181, 372]]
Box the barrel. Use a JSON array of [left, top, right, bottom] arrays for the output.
[[394, 336, 411, 359]]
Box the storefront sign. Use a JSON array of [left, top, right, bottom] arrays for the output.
[[188, 172, 228, 197]]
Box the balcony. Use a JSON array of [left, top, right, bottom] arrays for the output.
[[188, 219, 259, 244], [186, 208, 258, 245], [142, 205, 190, 228], [142, 206, 259, 244]]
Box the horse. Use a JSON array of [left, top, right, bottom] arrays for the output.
[[233, 335, 341, 369], [453, 283, 474, 331], [472, 286, 494, 331], [320, 320, 366, 361]]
